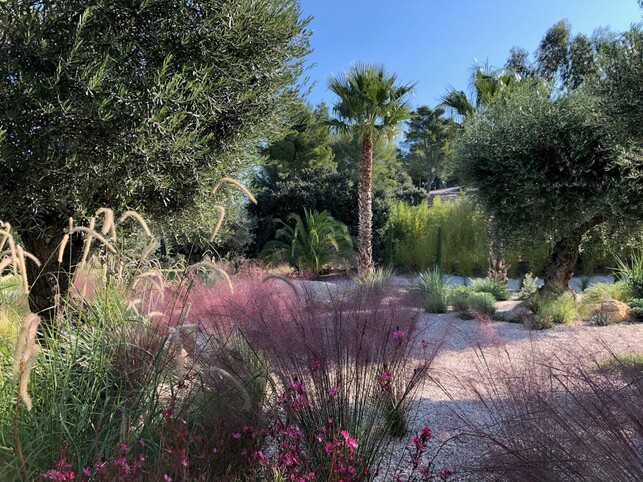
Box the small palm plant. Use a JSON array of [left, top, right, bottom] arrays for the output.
[[261, 209, 355, 277]]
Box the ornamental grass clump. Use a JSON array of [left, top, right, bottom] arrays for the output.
[[448, 349, 643, 481], [185, 276, 443, 478], [413, 267, 450, 313]]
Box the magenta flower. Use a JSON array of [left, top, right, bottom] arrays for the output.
[[421, 426, 432, 441], [440, 468, 454, 479], [422, 339, 428, 349], [231, 432, 241, 439], [163, 475, 172, 482], [393, 328, 405, 340], [291, 378, 306, 394], [377, 371, 393, 391], [340, 430, 358, 452], [328, 386, 341, 399]]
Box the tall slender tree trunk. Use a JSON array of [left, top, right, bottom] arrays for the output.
[[357, 133, 374, 277], [486, 213, 508, 282], [425, 170, 437, 206]]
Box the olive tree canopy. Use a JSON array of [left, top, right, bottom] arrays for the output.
[[0, 0, 310, 316]]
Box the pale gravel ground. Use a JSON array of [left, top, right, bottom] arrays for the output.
[[395, 311, 643, 479], [295, 276, 643, 480]]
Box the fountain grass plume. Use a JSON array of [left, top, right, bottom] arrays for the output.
[[79, 217, 96, 268], [209, 177, 256, 242], [186, 261, 233, 293], [209, 205, 226, 243], [12, 314, 42, 411], [211, 177, 257, 204], [95, 207, 116, 238], [0, 222, 40, 293], [118, 210, 152, 238]]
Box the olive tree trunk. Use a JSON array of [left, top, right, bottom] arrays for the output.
[[20, 218, 82, 328], [541, 218, 604, 295], [357, 134, 374, 277]]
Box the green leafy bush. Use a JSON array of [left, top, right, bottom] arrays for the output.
[[518, 272, 539, 300], [629, 298, 643, 322], [413, 267, 450, 313], [261, 209, 355, 277], [472, 277, 511, 301], [356, 265, 395, 292], [448, 287, 496, 319], [580, 282, 633, 312], [528, 292, 580, 324], [613, 250, 643, 298]]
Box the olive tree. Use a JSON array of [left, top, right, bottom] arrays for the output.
[[453, 84, 641, 293], [0, 0, 310, 318]]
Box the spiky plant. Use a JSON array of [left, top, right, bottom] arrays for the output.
[[261, 208, 355, 277]]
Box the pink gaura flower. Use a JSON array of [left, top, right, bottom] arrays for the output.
[[393, 328, 405, 340], [377, 371, 393, 391], [328, 386, 341, 399], [231, 432, 241, 439], [291, 378, 306, 394], [340, 430, 358, 452]]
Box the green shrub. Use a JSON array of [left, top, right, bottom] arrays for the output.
[[467, 292, 497, 317], [413, 267, 450, 313], [581, 282, 633, 311], [261, 209, 355, 276], [472, 277, 511, 301], [589, 313, 614, 326], [356, 265, 395, 291], [629, 298, 643, 322], [529, 292, 580, 324], [613, 250, 643, 298], [518, 272, 539, 300], [449, 288, 496, 319]]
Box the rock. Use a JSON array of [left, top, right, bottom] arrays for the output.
[[597, 299, 632, 323]]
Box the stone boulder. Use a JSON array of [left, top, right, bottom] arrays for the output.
[[597, 299, 633, 323]]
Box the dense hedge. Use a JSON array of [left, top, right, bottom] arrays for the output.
[[248, 167, 390, 261]]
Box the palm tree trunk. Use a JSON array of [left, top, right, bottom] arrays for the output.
[[486, 213, 508, 282], [357, 133, 374, 277]]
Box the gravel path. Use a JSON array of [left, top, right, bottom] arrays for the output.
[[295, 275, 642, 479], [398, 311, 643, 479]]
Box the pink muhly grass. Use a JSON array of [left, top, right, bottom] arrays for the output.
[[442, 347, 643, 481]]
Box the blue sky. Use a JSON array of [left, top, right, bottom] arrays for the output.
[[299, 0, 642, 109]]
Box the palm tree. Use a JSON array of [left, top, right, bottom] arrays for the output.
[[327, 63, 414, 276], [442, 63, 519, 281], [442, 62, 518, 120]]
